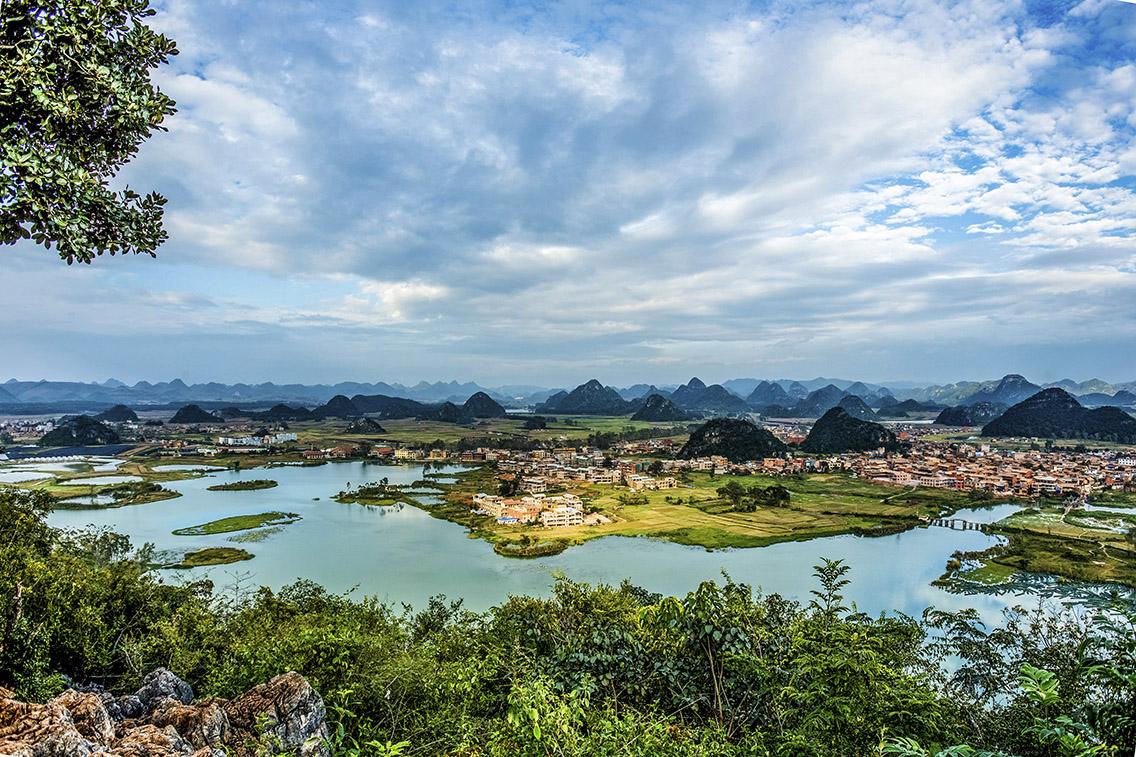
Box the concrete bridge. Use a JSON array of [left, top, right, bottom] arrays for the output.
[[928, 517, 990, 533]]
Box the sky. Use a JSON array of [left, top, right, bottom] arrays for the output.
[[4, 0, 1136, 388]]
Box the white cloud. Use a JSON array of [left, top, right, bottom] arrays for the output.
[[8, 0, 1134, 384]]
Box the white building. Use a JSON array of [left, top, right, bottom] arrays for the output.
[[540, 505, 584, 528]]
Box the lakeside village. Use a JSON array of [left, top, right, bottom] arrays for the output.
[[7, 416, 1135, 530]]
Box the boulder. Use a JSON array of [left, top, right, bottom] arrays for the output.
[[48, 690, 114, 745], [0, 670, 326, 757], [223, 672, 330, 757], [108, 694, 147, 721], [0, 689, 95, 756], [134, 668, 194, 709], [144, 699, 229, 750], [110, 723, 201, 755]]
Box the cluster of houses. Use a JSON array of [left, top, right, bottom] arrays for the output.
[[452, 440, 1136, 509], [471, 492, 611, 528], [216, 432, 297, 448], [811, 445, 1136, 498], [129, 416, 1136, 503], [494, 451, 680, 491]]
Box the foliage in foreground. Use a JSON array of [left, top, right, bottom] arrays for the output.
[[0, 489, 1133, 756], [0, 0, 176, 263]]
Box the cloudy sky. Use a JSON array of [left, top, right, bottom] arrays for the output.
[[5, 0, 1136, 387]]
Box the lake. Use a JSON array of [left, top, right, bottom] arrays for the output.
[[45, 461, 1099, 620]]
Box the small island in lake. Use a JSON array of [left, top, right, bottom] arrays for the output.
[[206, 479, 278, 491], [172, 511, 301, 536], [169, 546, 254, 568]]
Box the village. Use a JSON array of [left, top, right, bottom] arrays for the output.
[[4, 414, 1135, 529]]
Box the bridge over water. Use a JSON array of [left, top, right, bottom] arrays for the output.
[[925, 517, 991, 533]]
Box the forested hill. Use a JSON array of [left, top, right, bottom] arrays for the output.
[[39, 416, 120, 446], [982, 388, 1136, 443], [678, 418, 787, 461], [536, 379, 634, 415], [801, 407, 898, 453], [631, 393, 689, 421]]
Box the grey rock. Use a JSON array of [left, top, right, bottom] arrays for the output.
[[224, 672, 330, 757], [106, 694, 145, 721], [134, 668, 194, 710]]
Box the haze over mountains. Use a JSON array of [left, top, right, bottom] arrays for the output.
[[2, 373, 1135, 414]]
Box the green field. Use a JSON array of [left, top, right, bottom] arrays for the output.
[[965, 507, 1136, 587], [1091, 489, 1136, 509], [432, 468, 974, 556], [172, 511, 301, 536], [206, 478, 278, 491], [952, 560, 1021, 585], [169, 546, 254, 568], [288, 414, 689, 447], [924, 429, 1136, 452]]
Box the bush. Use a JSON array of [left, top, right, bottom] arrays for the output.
[[1, 487, 1133, 755]]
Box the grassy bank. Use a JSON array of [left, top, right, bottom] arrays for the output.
[[428, 468, 977, 557], [53, 481, 181, 509], [939, 507, 1136, 588], [172, 511, 301, 536], [986, 508, 1136, 587], [168, 546, 254, 568], [334, 482, 423, 507], [206, 478, 278, 491]]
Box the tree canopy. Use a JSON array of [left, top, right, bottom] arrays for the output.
[[1, 0, 177, 263]]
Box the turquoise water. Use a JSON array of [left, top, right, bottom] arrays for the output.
[[45, 462, 1068, 620]]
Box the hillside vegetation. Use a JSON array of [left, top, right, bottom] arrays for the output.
[[1, 489, 1132, 755]]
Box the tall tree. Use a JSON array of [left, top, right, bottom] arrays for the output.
[[1, 0, 177, 263]]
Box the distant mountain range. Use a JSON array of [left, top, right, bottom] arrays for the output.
[[2, 373, 1134, 417], [0, 378, 534, 409]]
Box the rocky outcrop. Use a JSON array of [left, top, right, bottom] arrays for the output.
[[223, 672, 328, 756], [0, 669, 329, 757], [0, 687, 97, 756], [135, 668, 195, 710], [144, 700, 229, 750]]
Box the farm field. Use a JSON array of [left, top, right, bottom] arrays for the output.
[[969, 507, 1136, 587], [437, 468, 977, 555], [288, 414, 690, 447]]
